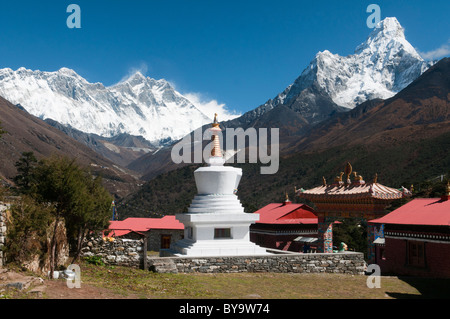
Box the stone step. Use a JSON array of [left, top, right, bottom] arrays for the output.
[[148, 258, 178, 274]]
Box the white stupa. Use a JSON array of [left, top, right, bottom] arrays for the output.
[[169, 114, 268, 256]]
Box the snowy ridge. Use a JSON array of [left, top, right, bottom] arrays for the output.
[[0, 17, 433, 146], [0, 68, 212, 145], [256, 17, 432, 117]]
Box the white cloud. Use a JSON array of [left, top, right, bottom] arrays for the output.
[[117, 62, 149, 84], [184, 92, 241, 121], [419, 40, 450, 61]]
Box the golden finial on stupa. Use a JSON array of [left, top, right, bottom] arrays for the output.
[[212, 113, 220, 128]]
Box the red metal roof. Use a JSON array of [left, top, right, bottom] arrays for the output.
[[369, 198, 450, 226], [107, 215, 184, 236], [253, 202, 318, 225], [107, 229, 133, 237]]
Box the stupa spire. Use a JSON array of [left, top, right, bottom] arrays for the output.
[[208, 113, 223, 165]]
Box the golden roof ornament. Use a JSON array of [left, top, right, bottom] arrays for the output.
[[446, 181, 450, 196], [283, 191, 292, 205], [344, 162, 352, 185], [374, 173, 378, 183], [353, 171, 363, 181], [335, 172, 344, 182], [322, 176, 327, 186]]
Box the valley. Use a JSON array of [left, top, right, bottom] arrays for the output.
[[0, 17, 447, 219]]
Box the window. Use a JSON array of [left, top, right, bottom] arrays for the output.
[[214, 228, 231, 239], [380, 247, 386, 261], [407, 241, 425, 267], [161, 235, 172, 249], [187, 227, 193, 239]]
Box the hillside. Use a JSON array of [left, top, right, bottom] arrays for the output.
[[288, 57, 450, 152], [45, 119, 158, 167], [117, 58, 450, 218], [125, 17, 432, 181], [0, 96, 140, 198]]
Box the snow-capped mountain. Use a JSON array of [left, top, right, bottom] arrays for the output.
[[0, 67, 212, 145], [246, 17, 433, 125]]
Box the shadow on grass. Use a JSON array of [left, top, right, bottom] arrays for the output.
[[386, 277, 450, 299]]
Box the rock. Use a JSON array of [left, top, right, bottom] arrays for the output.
[[6, 282, 24, 290]]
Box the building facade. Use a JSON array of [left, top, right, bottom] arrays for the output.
[[297, 162, 409, 262], [250, 197, 318, 252], [107, 216, 184, 252], [369, 189, 450, 278]]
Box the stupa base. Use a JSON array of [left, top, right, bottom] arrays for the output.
[[166, 239, 269, 257]]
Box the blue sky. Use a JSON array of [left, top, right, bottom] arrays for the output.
[[0, 0, 448, 117]]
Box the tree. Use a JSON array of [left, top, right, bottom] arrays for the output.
[[333, 219, 368, 256], [5, 196, 54, 268], [0, 121, 6, 138], [13, 151, 38, 194], [65, 174, 113, 263], [18, 155, 113, 276]]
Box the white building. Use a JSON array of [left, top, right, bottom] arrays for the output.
[[168, 114, 268, 256]]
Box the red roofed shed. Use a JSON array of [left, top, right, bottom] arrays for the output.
[[250, 197, 319, 253], [369, 191, 450, 278], [107, 216, 184, 252]]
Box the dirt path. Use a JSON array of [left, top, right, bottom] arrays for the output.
[[1, 267, 140, 299]]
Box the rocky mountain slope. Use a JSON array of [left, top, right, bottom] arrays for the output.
[[117, 57, 449, 218], [242, 17, 432, 125], [0, 96, 140, 198], [288, 57, 450, 152], [127, 17, 433, 180]]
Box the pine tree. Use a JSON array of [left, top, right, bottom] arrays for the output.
[[13, 151, 38, 194]]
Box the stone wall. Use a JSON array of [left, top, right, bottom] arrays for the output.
[[0, 204, 7, 267], [81, 235, 366, 275], [81, 236, 144, 268], [149, 252, 366, 274]]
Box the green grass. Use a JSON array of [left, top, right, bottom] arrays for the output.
[[79, 263, 450, 299]]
